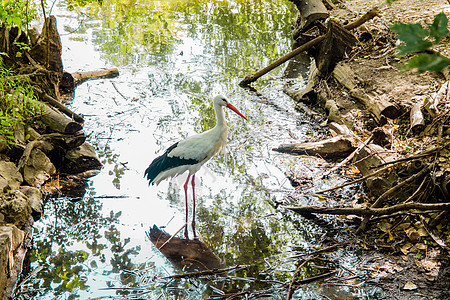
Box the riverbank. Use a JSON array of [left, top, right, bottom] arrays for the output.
[[272, 0, 449, 298]]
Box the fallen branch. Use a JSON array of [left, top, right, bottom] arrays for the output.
[[409, 101, 425, 135], [34, 87, 84, 123], [239, 7, 380, 86], [284, 202, 450, 217], [356, 165, 432, 233], [71, 68, 119, 87], [273, 135, 357, 158]]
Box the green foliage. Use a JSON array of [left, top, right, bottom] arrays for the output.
[[0, 60, 41, 147], [0, 0, 38, 28], [391, 12, 450, 73]]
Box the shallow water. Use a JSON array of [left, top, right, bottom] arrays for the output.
[[21, 0, 384, 299]]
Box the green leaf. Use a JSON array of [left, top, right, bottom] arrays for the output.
[[391, 22, 432, 55], [404, 53, 450, 72], [12, 16, 21, 26], [429, 12, 449, 44]]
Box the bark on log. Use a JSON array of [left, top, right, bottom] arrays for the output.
[[315, 21, 358, 74], [273, 135, 357, 158], [409, 102, 425, 135], [290, 0, 329, 29], [332, 61, 358, 90], [33, 100, 83, 134]]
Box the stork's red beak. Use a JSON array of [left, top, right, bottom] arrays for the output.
[[226, 103, 248, 121]]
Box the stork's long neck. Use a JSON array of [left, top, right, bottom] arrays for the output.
[[214, 103, 227, 129]]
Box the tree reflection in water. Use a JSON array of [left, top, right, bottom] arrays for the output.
[[18, 193, 145, 299]]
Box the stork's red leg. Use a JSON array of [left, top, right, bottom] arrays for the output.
[[183, 174, 191, 239], [191, 174, 197, 238]]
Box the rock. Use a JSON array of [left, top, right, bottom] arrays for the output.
[[63, 142, 102, 174], [19, 186, 43, 220], [0, 161, 23, 192], [23, 148, 56, 187], [0, 225, 24, 300], [0, 191, 33, 228]]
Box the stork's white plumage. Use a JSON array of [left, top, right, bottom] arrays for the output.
[[144, 95, 247, 238]]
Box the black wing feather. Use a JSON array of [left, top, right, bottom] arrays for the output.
[[144, 142, 199, 185]]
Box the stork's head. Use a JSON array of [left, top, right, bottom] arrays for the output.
[[213, 95, 231, 107], [213, 95, 248, 121]]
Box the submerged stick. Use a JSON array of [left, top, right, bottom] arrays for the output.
[[239, 7, 380, 86], [162, 265, 250, 279], [286, 257, 316, 300], [158, 223, 187, 250]]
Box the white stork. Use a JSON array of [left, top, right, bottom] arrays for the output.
[[145, 95, 247, 238]]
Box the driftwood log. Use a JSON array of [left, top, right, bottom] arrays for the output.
[[273, 135, 357, 158], [59, 68, 119, 94], [71, 68, 119, 87], [32, 99, 83, 134]]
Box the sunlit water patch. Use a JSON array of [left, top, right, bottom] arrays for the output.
[[19, 0, 385, 299]]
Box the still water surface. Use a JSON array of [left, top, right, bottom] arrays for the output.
[[24, 0, 382, 299]]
